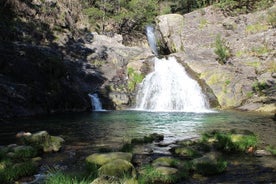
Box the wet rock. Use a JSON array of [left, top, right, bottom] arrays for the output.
[[172, 147, 201, 159], [98, 159, 136, 178], [254, 150, 272, 157], [86, 152, 132, 166], [152, 157, 181, 167], [22, 131, 64, 152]]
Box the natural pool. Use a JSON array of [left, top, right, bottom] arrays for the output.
[[0, 110, 275, 183], [1, 110, 275, 148]]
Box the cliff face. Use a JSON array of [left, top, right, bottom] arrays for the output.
[[0, 0, 103, 118], [0, 0, 275, 118], [156, 5, 276, 113]]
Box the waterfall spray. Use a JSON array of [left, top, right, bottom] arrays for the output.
[[88, 93, 104, 111]]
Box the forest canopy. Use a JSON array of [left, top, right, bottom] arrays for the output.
[[81, 0, 274, 38]]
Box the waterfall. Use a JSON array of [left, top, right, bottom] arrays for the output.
[[146, 25, 158, 56], [88, 93, 104, 111], [135, 57, 210, 112]]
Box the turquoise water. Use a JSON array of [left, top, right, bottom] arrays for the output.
[[0, 110, 275, 148]]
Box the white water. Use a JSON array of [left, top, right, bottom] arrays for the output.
[[135, 57, 210, 112], [88, 93, 104, 111], [146, 25, 158, 56]]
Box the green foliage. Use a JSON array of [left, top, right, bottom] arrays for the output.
[[193, 159, 227, 176], [215, 132, 257, 152], [0, 161, 37, 183], [45, 170, 94, 184], [13, 146, 38, 159], [127, 67, 144, 91], [252, 81, 269, 95], [266, 146, 276, 156], [246, 23, 268, 34], [214, 35, 231, 64], [138, 165, 178, 184], [266, 7, 276, 28], [216, 0, 274, 16]]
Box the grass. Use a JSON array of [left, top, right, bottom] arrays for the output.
[[127, 67, 144, 91], [214, 35, 231, 64], [13, 146, 38, 159], [45, 170, 95, 184], [266, 7, 276, 28], [201, 130, 258, 153], [252, 81, 269, 95], [246, 23, 269, 34], [245, 61, 261, 68], [138, 165, 179, 184], [193, 159, 227, 176], [266, 146, 276, 156], [0, 161, 37, 184]]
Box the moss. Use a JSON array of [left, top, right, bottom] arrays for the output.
[[138, 165, 181, 184], [246, 23, 269, 34], [127, 67, 144, 92], [13, 146, 37, 159], [245, 61, 261, 68], [199, 18, 208, 29]]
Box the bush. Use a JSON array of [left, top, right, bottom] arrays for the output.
[[214, 35, 231, 64], [216, 0, 274, 16], [267, 7, 276, 28]]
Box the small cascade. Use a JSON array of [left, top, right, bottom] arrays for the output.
[[146, 25, 158, 56], [88, 93, 104, 111], [135, 57, 210, 112]]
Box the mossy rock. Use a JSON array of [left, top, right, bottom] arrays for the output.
[[173, 147, 201, 158], [98, 159, 136, 178], [152, 157, 181, 168], [139, 165, 181, 184], [192, 153, 227, 176], [23, 131, 64, 152], [86, 152, 133, 166]]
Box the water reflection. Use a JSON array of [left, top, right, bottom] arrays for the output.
[[0, 111, 275, 148]]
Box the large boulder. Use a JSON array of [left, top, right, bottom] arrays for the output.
[[156, 14, 185, 54], [22, 131, 64, 152]]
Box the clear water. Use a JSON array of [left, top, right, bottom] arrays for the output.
[[135, 57, 210, 112], [0, 110, 275, 148]]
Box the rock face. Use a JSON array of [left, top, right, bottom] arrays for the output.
[[156, 14, 185, 54], [157, 5, 276, 112]]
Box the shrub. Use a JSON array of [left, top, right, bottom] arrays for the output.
[[127, 67, 144, 91], [252, 81, 269, 95], [214, 35, 231, 64], [267, 7, 276, 28]]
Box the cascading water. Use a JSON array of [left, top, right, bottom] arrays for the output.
[[135, 25, 210, 112], [88, 93, 104, 111], [146, 25, 158, 56], [135, 57, 210, 112]]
